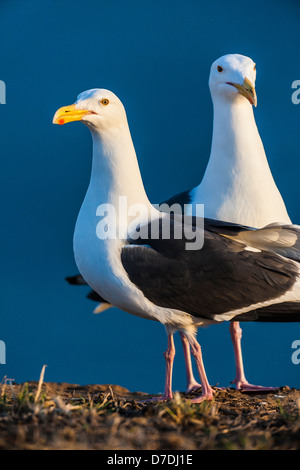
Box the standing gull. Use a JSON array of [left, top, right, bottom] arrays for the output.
[[53, 89, 300, 402], [165, 53, 291, 391]]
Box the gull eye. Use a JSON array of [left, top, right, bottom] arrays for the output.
[[217, 65, 223, 72], [101, 99, 109, 106]]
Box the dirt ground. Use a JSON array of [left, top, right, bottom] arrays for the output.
[[0, 381, 299, 450]]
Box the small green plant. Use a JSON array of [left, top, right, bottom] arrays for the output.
[[157, 392, 218, 426], [277, 400, 298, 423]]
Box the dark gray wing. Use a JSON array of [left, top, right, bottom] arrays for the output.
[[160, 189, 192, 209], [121, 217, 299, 321]]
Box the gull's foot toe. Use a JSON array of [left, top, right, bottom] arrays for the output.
[[232, 380, 279, 392], [190, 387, 215, 403], [140, 394, 173, 403], [186, 382, 202, 394]]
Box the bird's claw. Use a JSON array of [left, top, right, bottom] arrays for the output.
[[231, 379, 279, 392], [186, 382, 202, 394]]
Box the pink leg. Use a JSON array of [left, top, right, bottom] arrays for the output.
[[162, 334, 175, 399], [230, 321, 278, 392], [180, 332, 201, 393], [145, 334, 175, 402], [188, 336, 215, 403]]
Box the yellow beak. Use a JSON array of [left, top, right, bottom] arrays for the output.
[[52, 103, 92, 125], [227, 77, 257, 107]]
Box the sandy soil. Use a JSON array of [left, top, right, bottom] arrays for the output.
[[0, 382, 299, 450]]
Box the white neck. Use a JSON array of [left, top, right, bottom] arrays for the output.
[[193, 98, 291, 227], [210, 98, 269, 171], [88, 122, 151, 214]]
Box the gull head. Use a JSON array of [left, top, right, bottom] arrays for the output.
[[53, 89, 127, 131], [209, 54, 257, 107]]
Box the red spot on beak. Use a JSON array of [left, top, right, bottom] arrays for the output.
[[58, 118, 65, 125]]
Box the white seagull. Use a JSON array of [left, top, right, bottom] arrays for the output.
[[164, 53, 291, 391], [54, 89, 300, 402]]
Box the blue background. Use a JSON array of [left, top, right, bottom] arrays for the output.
[[0, 0, 299, 392]]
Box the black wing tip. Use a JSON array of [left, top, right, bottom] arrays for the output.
[[65, 274, 87, 285], [86, 290, 106, 302]]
